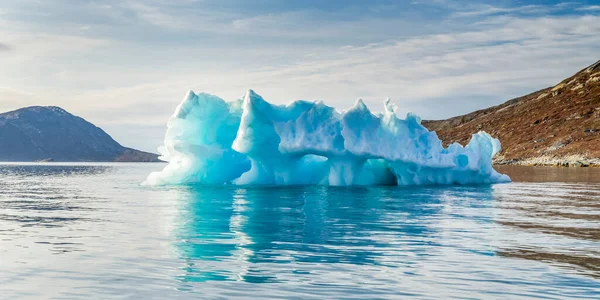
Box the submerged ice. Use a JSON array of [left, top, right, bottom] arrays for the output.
[[145, 90, 510, 186]]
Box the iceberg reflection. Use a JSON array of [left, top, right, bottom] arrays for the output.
[[170, 185, 463, 284]]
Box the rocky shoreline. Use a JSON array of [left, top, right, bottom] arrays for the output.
[[493, 155, 600, 167]]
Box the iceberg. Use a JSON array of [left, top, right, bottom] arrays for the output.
[[145, 90, 510, 186]]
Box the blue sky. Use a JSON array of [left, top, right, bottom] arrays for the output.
[[1, 0, 599, 152]]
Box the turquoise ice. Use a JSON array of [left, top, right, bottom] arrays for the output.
[[145, 90, 510, 186]]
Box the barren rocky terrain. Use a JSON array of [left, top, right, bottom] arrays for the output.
[[424, 60, 600, 167]]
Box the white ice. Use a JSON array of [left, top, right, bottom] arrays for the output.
[[145, 90, 510, 186]]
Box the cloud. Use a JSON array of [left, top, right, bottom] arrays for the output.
[[449, 2, 587, 19], [451, 4, 547, 18], [246, 15, 600, 95], [124, 1, 193, 30], [66, 14, 600, 120], [0, 42, 11, 51], [577, 5, 600, 11]]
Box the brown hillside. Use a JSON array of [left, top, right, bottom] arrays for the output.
[[423, 60, 600, 165]]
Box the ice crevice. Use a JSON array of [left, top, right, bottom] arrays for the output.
[[145, 89, 510, 186]]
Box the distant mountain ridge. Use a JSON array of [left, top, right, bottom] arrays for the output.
[[423, 60, 600, 166], [0, 106, 160, 162]]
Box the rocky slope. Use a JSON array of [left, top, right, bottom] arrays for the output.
[[423, 60, 600, 167], [0, 106, 161, 162]]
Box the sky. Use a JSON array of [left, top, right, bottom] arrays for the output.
[[1, 0, 599, 152]]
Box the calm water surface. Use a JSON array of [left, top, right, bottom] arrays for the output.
[[0, 163, 599, 299]]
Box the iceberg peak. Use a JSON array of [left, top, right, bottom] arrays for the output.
[[350, 98, 368, 112], [244, 89, 259, 100], [383, 98, 396, 115]]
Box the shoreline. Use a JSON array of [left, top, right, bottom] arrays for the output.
[[494, 155, 600, 167]]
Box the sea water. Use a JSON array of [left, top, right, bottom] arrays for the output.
[[0, 163, 598, 299]]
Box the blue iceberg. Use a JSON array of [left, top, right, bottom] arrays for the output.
[[145, 90, 510, 186]]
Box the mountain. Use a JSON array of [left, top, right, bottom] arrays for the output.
[[0, 106, 161, 162], [423, 60, 600, 166]]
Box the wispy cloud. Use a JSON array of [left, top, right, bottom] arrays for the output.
[[449, 2, 585, 19], [577, 5, 600, 11], [124, 1, 194, 30], [451, 4, 547, 18]]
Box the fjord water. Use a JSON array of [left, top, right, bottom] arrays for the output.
[[0, 164, 598, 299]]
